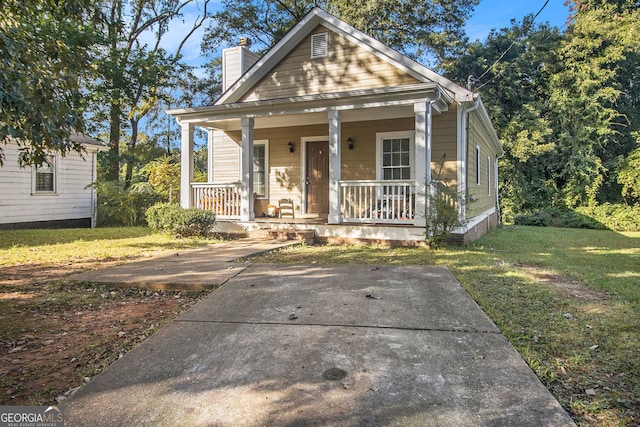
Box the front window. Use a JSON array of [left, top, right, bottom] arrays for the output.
[[377, 131, 414, 181], [34, 155, 55, 193], [382, 138, 411, 180], [253, 141, 268, 198]]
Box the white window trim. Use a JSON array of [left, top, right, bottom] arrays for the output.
[[475, 145, 481, 186], [311, 32, 328, 59], [253, 139, 269, 199], [32, 154, 58, 195], [376, 131, 415, 180]]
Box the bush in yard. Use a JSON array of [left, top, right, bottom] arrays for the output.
[[93, 180, 161, 227], [513, 206, 606, 229], [426, 180, 465, 246], [576, 203, 640, 232], [146, 203, 216, 237]]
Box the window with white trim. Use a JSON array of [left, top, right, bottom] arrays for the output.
[[311, 33, 328, 58], [475, 145, 481, 185], [377, 131, 414, 181], [34, 155, 56, 193], [253, 141, 268, 198]]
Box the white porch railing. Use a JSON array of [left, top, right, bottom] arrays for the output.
[[192, 182, 242, 219], [340, 180, 416, 225]]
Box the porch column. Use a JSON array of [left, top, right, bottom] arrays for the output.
[[414, 101, 433, 228], [328, 109, 341, 224], [207, 128, 214, 183], [180, 122, 195, 209], [240, 117, 255, 221]]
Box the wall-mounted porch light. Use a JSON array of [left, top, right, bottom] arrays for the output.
[[347, 137, 354, 150], [288, 141, 295, 153]]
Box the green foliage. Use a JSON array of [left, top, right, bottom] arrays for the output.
[[88, 0, 210, 182], [549, 4, 639, 207], [616, 133, 640, 205], [93, 181, 161, 227], [513, 207, 606, 230], [146, 203, 216, 238], [442, 20, 564, 215], [426, 181, 464, 245], [142, 155, 181, 201], [576, 204, 640, 231], [0, 0, 100, 166]]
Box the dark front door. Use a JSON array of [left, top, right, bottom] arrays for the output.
[[306, 141, 329, 213]]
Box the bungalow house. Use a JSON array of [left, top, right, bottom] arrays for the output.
[[0, 135, 107, 229], [168, 8, 503, 245]]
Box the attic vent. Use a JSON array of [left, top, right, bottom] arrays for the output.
[[311, 33, 328, 58]]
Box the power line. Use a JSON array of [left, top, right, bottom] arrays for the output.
[[469, 0, 551, 90]]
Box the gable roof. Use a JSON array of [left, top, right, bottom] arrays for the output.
[[215, 7, 474, 106]]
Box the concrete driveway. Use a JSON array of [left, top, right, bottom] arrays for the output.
[[62, 255, 575, 426]]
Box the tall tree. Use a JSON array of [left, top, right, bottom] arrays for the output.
[[202, 0, 478, 66], [549, 2, 640, 206], [0, 0, 100, 166], [442, 19, 563, 217], [90, 0, 210, 185]]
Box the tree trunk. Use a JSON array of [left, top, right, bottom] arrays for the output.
[[106, 98, 121, 182], [124, 118, 139, 189]]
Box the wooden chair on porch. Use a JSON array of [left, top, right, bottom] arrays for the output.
[[279, 198, 295, 219]]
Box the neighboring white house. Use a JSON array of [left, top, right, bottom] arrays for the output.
[[0, 135, 107, 229]]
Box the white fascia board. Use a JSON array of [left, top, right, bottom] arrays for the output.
[[215, 7, 472, 106]]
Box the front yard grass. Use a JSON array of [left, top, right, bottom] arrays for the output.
[[250, 226, 640, 427], [0, 227, 216, 405]]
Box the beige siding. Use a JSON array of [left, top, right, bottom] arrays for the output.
[[466, 111, 499, 217], [211, 131, 241, 183], [240, 25, 420, 102], [432, 105, 458, 183], [211, 112, 459, 216], [0, 143, 97, 225]]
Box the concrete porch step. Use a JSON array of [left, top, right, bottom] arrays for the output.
[[249, 228, 315, 244]]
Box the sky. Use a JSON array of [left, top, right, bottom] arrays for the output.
[[465, 0, 571, 41]]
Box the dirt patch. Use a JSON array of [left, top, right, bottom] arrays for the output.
[[0, 262, 208, 405], [515, 263, 607, 302]]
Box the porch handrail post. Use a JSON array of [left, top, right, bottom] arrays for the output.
[[180, 121, 195, 209], [328, 109, 342, 224], [240, 117, 255, 221]]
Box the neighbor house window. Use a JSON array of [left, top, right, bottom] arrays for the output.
[[377, 131, 414, 181], [311, 33, 328, 58], [34, 155, 56, 193], [253, 141, 268, 198]]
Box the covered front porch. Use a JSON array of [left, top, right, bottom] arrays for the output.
[[170, 83, 456, 238]]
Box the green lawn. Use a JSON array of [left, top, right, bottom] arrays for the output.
[[251, 226, 640, 427], [0, 227, 217, 266]]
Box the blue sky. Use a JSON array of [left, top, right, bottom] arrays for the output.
[[465, 0, 571, 41]]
